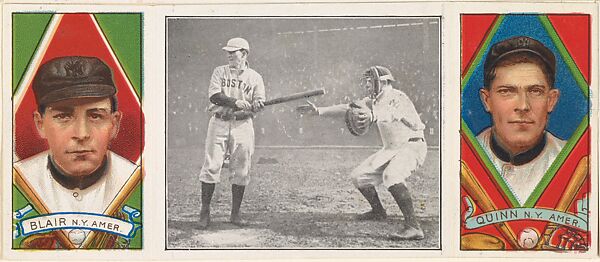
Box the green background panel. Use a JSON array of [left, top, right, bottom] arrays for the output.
[[124, 183, 143, 248], [95, 13, 142, 97], [12, 185, 41, 248], [12, 13, 53, 94]]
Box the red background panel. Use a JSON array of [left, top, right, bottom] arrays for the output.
[[547, 14, 591, 84], [461, 14, 498, 75]]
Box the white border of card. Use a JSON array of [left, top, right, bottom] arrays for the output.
[[1, 1, 598, 261]]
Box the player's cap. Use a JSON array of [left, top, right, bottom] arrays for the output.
[[32, 56, 117, 107], [484, 36, 556, 86], [222, 37, 250, 52], [362, 66, 395, 82]]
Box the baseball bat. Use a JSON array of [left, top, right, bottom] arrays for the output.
[[13, 167, 76, 249], [82, 165, 143, 248], [231, 89, 325, 118], [541, 156, 589, 249], [263, 89, 325, 106], [460, 161, 521, 249], [233, 89, 325, 112]]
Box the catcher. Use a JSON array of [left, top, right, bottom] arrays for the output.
[[297, 66, 428, 240]]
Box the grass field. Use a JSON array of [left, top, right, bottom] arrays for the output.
[[167, 147, 440, 249]]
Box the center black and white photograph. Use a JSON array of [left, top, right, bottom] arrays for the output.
[[166, 16, 441, 249]]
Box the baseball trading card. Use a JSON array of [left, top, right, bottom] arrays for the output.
[[9, 12, 144, 249], [166, 15, 441, 250], [460, 13, 591, 251], [3, 1, 600, 261]]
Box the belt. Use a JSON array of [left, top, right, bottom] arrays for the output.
[[408, 137, 425, 142], [214, 112, 252, 121]]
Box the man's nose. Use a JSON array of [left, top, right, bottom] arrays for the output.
[[514, 91, 531, 112], [72, 117, 91, 141]]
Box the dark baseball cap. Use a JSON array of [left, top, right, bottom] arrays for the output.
[[483, 36, 556, 87], [32, 56, 116, 106]]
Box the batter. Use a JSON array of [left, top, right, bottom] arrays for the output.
[[198, 37, 265, 228], [298, 66, 428, 240]]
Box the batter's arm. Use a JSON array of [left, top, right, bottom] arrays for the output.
[[210, 92, 238, 108], [208, 67, 223, 98], [251, 74, 266, 112], [252, 74, 266, 102]]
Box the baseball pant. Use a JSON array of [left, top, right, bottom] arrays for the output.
[[199, 116, 254, 186], [351, 140, 427, 189]]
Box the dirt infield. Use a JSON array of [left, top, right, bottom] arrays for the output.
[[167, 147, 440, 249]]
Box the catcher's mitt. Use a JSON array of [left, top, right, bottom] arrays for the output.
[[544, 225, 588, 250], [345, 101, 373, 136]]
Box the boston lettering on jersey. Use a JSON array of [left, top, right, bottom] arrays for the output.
[[221, 78, 252, 95]]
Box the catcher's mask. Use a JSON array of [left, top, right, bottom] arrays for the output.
[[361, 66, 395, 99]]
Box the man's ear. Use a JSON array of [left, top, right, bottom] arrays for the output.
[[110, 111, 122, 140], [33, 111, 47, 139], [547, 88, 560, 113], [479, 88, 491, 112]]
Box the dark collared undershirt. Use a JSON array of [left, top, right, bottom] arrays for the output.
[[489, 132, 547, 166], [47, 156, 108, 190]]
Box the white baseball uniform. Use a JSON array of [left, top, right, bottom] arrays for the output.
[[476, 128, 565, 205], [14, 150, 138, 245], [319, 85, 427, 189], [199, 62, 265, 186]]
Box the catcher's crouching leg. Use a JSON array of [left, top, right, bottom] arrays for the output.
[[355, 186, 387, 220], [351, 167, 387, 221], [388, 183, 424, 240]]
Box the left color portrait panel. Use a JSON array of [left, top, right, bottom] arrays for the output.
[[11, 13, 143, 249]]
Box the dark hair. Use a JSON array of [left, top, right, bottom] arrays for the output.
[[38, 95, 118, 115], [484, 52, 555, 89]]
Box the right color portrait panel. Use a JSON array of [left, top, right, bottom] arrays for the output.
[[460, 14, 590, 251]]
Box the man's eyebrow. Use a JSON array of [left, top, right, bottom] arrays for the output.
[[494, 85, 517, 89], [526, 84, 548, 89], [48, 106, 74, 113], [87, 107, 111, 113]]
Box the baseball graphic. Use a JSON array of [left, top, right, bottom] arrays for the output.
[[68, 229, 87, 245], [518, 227, 539, 249]]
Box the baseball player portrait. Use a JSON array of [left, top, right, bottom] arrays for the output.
[[13, 56, 141, 248], [198, 37, 266, 229], [297, 66, 428, 240], [460, 14, 590, 250], [477, 36, 563, 205]]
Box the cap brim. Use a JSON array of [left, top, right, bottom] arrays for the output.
[[222, 46, 242, 51], [39, 84, 116, 105]]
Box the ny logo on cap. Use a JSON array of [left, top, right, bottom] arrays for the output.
[[64, 60, 84, 78], [516, 37, 530, 48]]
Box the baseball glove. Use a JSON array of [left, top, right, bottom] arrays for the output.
[[345, 101, 373, 136]]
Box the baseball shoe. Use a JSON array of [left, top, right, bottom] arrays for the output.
[[389, 225, 424, 240], [230, 215, 248, 227], [355, 209, 387, 221], [198, 210, 210, 229]]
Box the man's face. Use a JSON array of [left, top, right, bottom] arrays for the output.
[[480, 62, 559, 155], [34, 97, 121, 177], [226, 50, 245, 68], [361, 77, 375, 97]]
